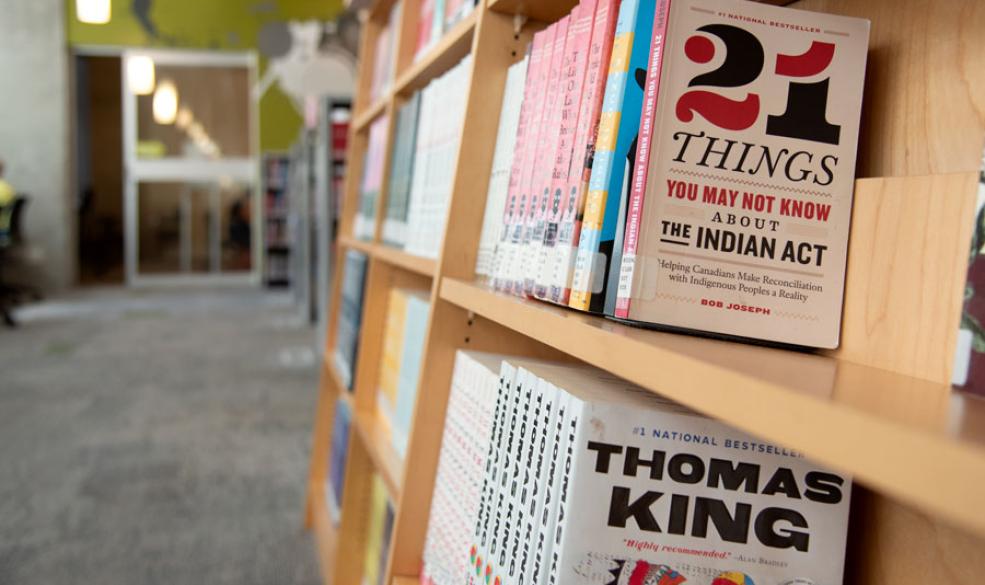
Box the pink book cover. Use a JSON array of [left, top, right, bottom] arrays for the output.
[[614, 0, 673, 318], [549, 0, 620, 304], [536, 0, 597, 300], [520, 15, 570, 296], [500, 24, 557, 293], [417, 0, 435, 57], [494, 27, 552, 291]]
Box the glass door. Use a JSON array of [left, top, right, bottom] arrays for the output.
[[122, 49, 259, 285]]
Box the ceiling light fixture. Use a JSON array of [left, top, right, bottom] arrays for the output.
[[152, 79, 179, 125]]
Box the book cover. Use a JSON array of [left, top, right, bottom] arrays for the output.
[[333, 250, 369, 390], [549, 0, 621, 305], [521, 16, 571, 296], [378, 288, 410, 436], [493, 28, 552, 292], [327, 396, 352, 523], [569, 0, 655, 312], [952, 142, 985, 396], [363, 474, 390, 585], [392, 291, 431, 457], [383, 93, 423, 248], [477, 58, 529, 280], [536, 2, 597, 300], [614, 0, 869, 348], [355, 114, 391, 241], [524, 361, 852, 585]]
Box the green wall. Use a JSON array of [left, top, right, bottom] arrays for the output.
[[66, 0, 344, 151]]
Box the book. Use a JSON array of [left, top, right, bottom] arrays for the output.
[[614, 0, 869, 348], [527, 360, 852, 585], [569, 0, 655, 313], [354, 114, 391, 241], [378, 288, 410, 436], [421, 352, 501, 585], [392, 290, 431, 457], [326, 396, 352, 523], [476, 57, 529, 280], [535, 2, 597, 300], [370, 1, 401, 101], [333, 250, 368, 390], [549, 0, 621, 305], [952, 142, 985, 396], [520, 16, 570, 297], [494, 26, 553, 293], [363, 474, 392, 585], [417, 0, 436, 59], [382, 93, 422, 248], [404, 55, 472, 259]]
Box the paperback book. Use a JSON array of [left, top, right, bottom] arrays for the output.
[[614, 0, 870, 348], [355, 115, 391, 241], [382, 93, 422, 248], [952, 142, 985, 397], [333, 250, 368, 390]]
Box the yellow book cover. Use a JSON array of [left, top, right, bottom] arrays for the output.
[[362, 474, 388, 585], [377, 288, 408, 433]]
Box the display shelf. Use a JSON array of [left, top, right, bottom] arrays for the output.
[[394, 10, 478, 96], [353, 407, 404, 500], [440, 277, 985, 536], [309, 480, 338, 580], [354, 96, 390, 133], [340, 235, 437, 278]]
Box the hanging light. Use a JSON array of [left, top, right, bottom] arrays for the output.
[[127, 55, 155, 95], [152, 79, 178, 125], [175, 107, 193, 130], [76, 0, 111, 24]]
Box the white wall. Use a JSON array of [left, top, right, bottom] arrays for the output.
[[0, 0, 74, 290]]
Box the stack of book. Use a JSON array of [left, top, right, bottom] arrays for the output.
[[377, 288, 431, 457], [370, 1, 401, 102], [387, 55, 472, 259], [355, 114, 391, 241], [415, 0, 477, 61], [422, 351, 852, 585], [477, 0, 869, 348], [363, 474, 395, 585], [325, 397, 352, 522], [333, 250, 369, 390]]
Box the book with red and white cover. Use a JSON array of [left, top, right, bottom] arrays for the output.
[[546, 0, 619, 305], [535, 1, 597, 300], [614, 0, 869, 348], [496, 25, 556, 293], [520, 16, 571, 297]]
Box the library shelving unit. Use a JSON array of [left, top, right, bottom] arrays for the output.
[[305, 0, 985, 584]]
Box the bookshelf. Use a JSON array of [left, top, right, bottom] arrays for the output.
[[306, 0, 985, 584]]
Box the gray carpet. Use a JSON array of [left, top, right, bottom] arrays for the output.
[[0, 288, 323, 584]]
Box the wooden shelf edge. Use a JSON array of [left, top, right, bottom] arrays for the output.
[[354, 96, 390, 132], [340, 235, 437, 277], [392, 577, 417, 585], [439, 277, 985, 538], [395, 11, 477, 96], [353, 407, 405, 501], [322, 348, 355, 401], [309, 482, 339, 584]]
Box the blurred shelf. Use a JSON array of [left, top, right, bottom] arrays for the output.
[[395, 11, 478, 96], [353, 407, 403, 501], [309, 481, 338, 580], [488, 0, 577, 22], [392, 578, 417, 585], [340, 235, 437, 277], [323, 349, 356, 401], [439, 277, 985, 537], [354, 96, 389, 132]]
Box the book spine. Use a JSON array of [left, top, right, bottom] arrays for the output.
[[507, 369, 545, 585], [614, 0, 672, 319], [545, 393, 583, 585], [524, 380, 564, 585], [550, 0, 620, 305], [467, 359, 511, 585], [536, 2, 595, 300], [521, 16, 570, 297], [485, 361, 520, 585], [497, 27, 554, 293], [569, 0, 654, 312]]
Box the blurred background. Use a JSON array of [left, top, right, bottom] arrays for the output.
[[0, 0, 360, 582]]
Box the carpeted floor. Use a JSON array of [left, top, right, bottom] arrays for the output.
[[0, 288, 323, 584]]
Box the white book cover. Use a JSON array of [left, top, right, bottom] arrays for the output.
[[521, 373, 563, 585], [526, 362, 852, 585]]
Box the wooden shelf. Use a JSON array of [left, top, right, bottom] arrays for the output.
[[354, 96, 389, 132], [353, 407, 404, 501], [309, 480, 338, 580], [488, 0, 578, 22], [395, 11, 477, 96], [391, 577, 417, 585], [440, 277, 985, 537], [340, 234, 437, 277]]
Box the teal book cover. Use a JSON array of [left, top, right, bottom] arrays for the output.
[[393, 293, 431, 457]]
